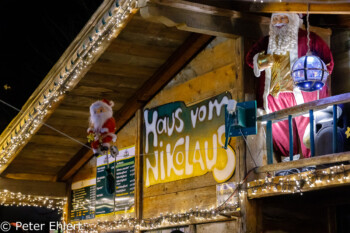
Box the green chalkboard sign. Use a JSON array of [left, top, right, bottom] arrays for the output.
[[70, 179, 96, 221], [115, 145, 135, 214]]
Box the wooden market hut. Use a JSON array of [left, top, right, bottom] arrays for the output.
[[1, 0, 350, 232]]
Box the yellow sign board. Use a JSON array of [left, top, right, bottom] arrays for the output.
[[143, 93, 236, 187]]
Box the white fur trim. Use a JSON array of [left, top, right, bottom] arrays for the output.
[[263, 67, 271, 113], [109, 101, 114, 107], [282, 154, 300, 162], [293, 88, 304, 105], [87, 127, 93, 133], [289, 29, 304, 106], [101, 128, 109, 133], [253, 53, 263, 77]]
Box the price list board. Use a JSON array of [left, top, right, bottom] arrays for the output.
[[70, 179, 96, 221], [115, 146, 135, 214]]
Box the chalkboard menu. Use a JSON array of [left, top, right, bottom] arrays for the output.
[[70, 146, 136, 220], [95, 153, 116, 217], [115, 146, 135, 214], [71, 179, 96, 221]]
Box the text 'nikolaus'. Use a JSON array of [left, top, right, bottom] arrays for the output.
[[143, 93, 236, 187]]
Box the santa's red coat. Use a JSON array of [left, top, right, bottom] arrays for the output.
[[246, 29, 334, 158], [88, 117, 116, 150]]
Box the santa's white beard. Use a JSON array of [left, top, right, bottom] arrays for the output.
[[90, 111, 112, 131], [268, 22, 298, 55]]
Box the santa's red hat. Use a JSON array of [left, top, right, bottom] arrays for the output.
[[101, 99, 114, 107]]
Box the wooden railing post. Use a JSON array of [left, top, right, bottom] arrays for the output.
[[309, 109, 315, 157], [266, 121, 273, 164], [333, 104, 338, 153], [288, 115, 293, 161]]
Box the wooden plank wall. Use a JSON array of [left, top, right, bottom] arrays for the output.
[[331, 29, 350, 95], [142, 37, 244, 231]]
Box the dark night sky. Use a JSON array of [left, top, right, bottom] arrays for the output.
[[0, 0, 103, 133]]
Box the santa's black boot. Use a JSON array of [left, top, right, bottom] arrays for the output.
[[101, 145, 109, 152]]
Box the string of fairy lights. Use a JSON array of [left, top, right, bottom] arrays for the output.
[[62, 164, 350, 232], [0, 0, 139, 167], [248, 164, 350, 196], [70, 202, 241, 232], [0, 189, 66, 212], [67, 170, 253, 232]]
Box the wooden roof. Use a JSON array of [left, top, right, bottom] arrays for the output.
[[3, 0, 350, 183], [1, 13, 213, 181]]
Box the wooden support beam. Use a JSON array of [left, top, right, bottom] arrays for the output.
[[0, 177, 66, 198], [135, 110, 143, 233], [140, 0, 270, 39], [248, 2, 350, 14], [56, 33, 213, 181], [255, 151, 350, 173], [186, 1, 350, 14], [114, 33, 213, 130], [257, 93, 350, 123], [140, 216, 238, 231]]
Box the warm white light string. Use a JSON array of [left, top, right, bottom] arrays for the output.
[[70, 204, 240, 232], [248, 164, 350, 195], [67, 168, 257, 232], [0, 189, 66, 212]]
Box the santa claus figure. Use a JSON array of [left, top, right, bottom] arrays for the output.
[[87, 99, 117, 156], [246, 13, 334, 160]]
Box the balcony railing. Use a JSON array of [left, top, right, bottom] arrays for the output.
[[255, 92, 350, 174]]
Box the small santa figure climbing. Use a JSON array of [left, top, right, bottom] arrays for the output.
[[87, 99, 118, 157]]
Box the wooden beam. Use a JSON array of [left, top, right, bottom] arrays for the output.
[[0, 177, 66, 198], [140, 216, 238, 231], [257, 93, 350, 123], [115, 33, 213, 129], [249, 3, 350, 14], [255, 151, 350, 173], [140, 0, 270, 39], [56, 33, 213, 182], [135, 110, 143, 233], [4, 173, 57, 182], [185, 1, 350, 14]]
